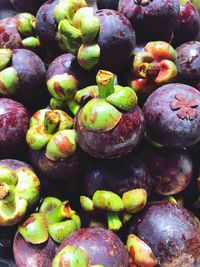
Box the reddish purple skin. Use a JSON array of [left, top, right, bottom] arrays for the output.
[[0, 18, 22, 49], [83, 155, 152, 198], [130, 202, 200, 266], [0, 159, 33, 171], [94, 9, 135, 72], [139, 147, 193, 195], [173, 3, 200, 45], [143, 83, 200, 147], [10, 49, 46, 105], [118, 0, 180, 42], [56, 227, 129, 267], [0, 98, 29, 159], [46, 53, 96, 89], [10, 0, 46, 15], [176, 41, 200, 89], [75, 106, 145, 159], [14, 233, 59, 267], [29, 148, 83, 181]]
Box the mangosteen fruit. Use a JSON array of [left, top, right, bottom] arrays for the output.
[[143, 83, 200, 147], [36, 0, 135, 72], [128, 201, 200, 267], [176, 41, 200, 89], [10, 0, 46, 15], [0, 48, 46, 107], [0, 9, 17, 20], [0, 98, 29, 159], [52, 227, 129, 267], [118, 0, 180, 42]]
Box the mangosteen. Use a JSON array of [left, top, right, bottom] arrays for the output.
[[143, 83, 200, 147], [176, 41, 200, 89], [74, 70, 145, 159], [191, 0, 200, 13], [46, 53, 96, 111], [0, 98, 29, 159], [0, 48, 47, 107], [10, 0, 46, 15], [0, 159, 40, 227], [0, 13, 40, 50], [36, 0, 135, 72], [14, 196, 81, 267], [27, 108, 83, 182], [139, 146, 193, 195], [128, 201, 200, 267], [118, 0, 180, 42], [173, 1, 200, 46], [119, 41, 178, 101], [52, 227, 129, 267], [97, 0, 119, 10]]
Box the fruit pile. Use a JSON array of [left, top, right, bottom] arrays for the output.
[[0, 0, 200, 266]]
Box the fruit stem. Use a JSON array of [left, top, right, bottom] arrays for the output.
[[46, 201, 74, 224], [138, 62, 160, 78], [67, 100, 80, 116], [107, 211, 122, 231], [96, 70, 115, 98]]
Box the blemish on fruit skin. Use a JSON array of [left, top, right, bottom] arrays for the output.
[[21, 216, 35, 228]]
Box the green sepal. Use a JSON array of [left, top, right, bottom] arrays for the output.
[[191, 0, 200, 12], [45, 129, 77, 161], [22, 37, 40, 48], [67, 100, 80, 116], [0, 166, 17, 186], [57, 110, 74, 130], [133, 52, 153, 74], [26, 125, 51, 150], [80, 14, 100, 43], [39, 197, 62, 214], [15, 168, 40, 207], [47, 73, 78, 101], [18, 213, 49, 244], [0, 49, 12, 71], [74, 85, 99, 103], [71, 213, 81, 229], [122, 212, 132, 223], [48, 219, 77, 243], [107, 211, 122, 231], [92, 190, 124, 212], [106, 86, 138, 111], [50, 98, 65, 110], [0, 67, 19, 95], [78, 43, 100, 70], [52, 245, 90, 267], [80, 196, 94, 211], [122, 189, 147, 214], [44, 110, 60, 134], [30, 109, 48, 127], [78, 99, 122, 132], [16, 13, 36, 36]]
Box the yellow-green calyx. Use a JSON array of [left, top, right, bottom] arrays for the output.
[[131, 41, 178, 98], [54, 0, 100, 70], [26, 109, 77, 161], [0, 48, 19, 95], [80, 189, 147, 231], [77, 70, 138, 132], [127, 234, 158, 267], [52, 245, 105, 267], [0, 166, 40, 226], [16, 13, 40, 49], [18, 197, 81, 244]]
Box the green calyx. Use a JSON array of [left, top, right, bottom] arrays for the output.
[[54, 0, 100, 70], [22, 37, 40, 48], [26, 109, 77, 161], [0, 49, 12, 71], [190, 0, 200, 12], [0, 67, 19, 95], [0, 166, 40, 226], [19, 197, 81, 244], [122, 189, 147, 214], [77, 70, 138, 132]]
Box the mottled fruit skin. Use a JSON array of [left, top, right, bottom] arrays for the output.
[[0, 98, 29, 159], [118, 0, 180, 42], [176, 41, 200, 88], [10, 0, 46, 15], [56, 227, 129, 267], [173, 2, 200, 46], [75, 106, 145, 159], [139, 147, 193, 195], [143, 83, 200, 147], [97, 0, 119, 10], [14, 233, 59, 267], [94, 9, 135, 72], [46, 53, 95, 89], [83, 155, 152, 198], [130, 202, 200, 267], [11, 49, 46, 106]]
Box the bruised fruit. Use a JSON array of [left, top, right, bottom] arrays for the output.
[[53, 227, 129, 267], [74, 70, 145, 159], [143, 83, 200, 147]]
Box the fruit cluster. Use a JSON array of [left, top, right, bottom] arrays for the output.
[[0, 0, 200, 267]]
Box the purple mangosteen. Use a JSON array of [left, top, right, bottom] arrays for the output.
[[143, 83, 200, 147], [10, 0, 46, 15]]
